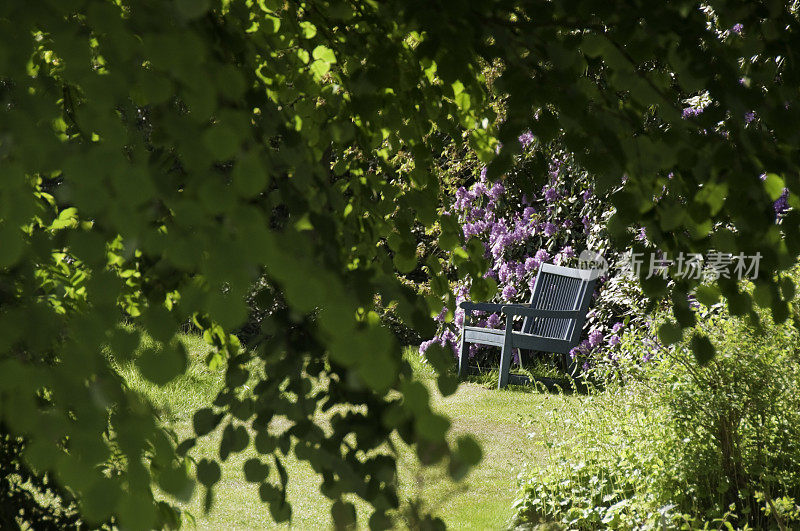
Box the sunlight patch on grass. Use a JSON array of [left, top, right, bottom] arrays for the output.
[[115, 333, 223, 422]]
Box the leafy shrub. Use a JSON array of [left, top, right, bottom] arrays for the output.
[[514, 295, 800, 529], [513, 374, 674, 529], [649, 307, 800, 528]]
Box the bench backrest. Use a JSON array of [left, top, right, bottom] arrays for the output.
[[521, 263, 596, 345]]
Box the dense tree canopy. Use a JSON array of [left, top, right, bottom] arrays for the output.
[[1, 0, 799, 528]]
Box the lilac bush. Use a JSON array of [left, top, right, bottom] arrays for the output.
[[422, 136, 646, 373]]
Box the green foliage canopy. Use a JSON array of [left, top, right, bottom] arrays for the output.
[[1, 0, 799, 528]]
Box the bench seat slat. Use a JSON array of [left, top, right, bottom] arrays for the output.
[[510, 332, 572, 354], [463, 327, 505, 347]]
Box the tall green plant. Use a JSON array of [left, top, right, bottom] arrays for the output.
[[648, 306, 800, 527]]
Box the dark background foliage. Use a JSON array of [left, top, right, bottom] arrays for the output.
[[1, 424, 82, 530]]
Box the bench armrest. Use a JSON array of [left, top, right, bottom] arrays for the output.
[[460, 302, 531, 312], [501, 306, 581, 319], [459, 302, 531, 328], [459, 302, 505, 312]]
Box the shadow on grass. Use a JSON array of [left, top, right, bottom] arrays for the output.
[[462, 362, 593, 395]]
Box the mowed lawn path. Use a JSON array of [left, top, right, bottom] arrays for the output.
[[404, 382, 571, 530], [123, 337, 578, 529]]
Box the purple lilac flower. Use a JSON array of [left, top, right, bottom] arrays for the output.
[[511, 224, 529, 242], [518, 131, 534, 148], [612, 322, 623, 333], [588, 329, 604, 347], [607, 335, 620, 347], [472, 223, 488, 238], [682, 107, 703, 118], [502, 284, 517, 300], [534, 248, 550, 264], [489, 224, 509, 254], [467, 344, 477, 358], [456, 283, 469, 299], [562, 219, 572, 229], [490, 233, 512, 255], [439, 329, 456, 347], [759, 173, 767, 181], [524, 257, 538, 273], [560, 246, 575, 259], [419, 339, 435, 355], [487, 313, 502, 328], [480, 167, 487, 181], [434, 306, 447, 323], [455, 187, 472, 210], [582, 189, 592, 201], [744, 111, 755, 124], [635, 227, 647, 241], [490, 242, 504, 260], [569, 346, 580, 359], [473, 182, 488, 196], [542, 222, 557, 237], [523, 206, 536, 219], [775, 189, 789, 215], [498, 263, 513, 283], [582, 215, 591, 231], [515, 262, 527, 278], [488, 182, 505, 200], [543, 186, 559, 202], [731, 23, 743, 34], [455, 310, 465, 328]]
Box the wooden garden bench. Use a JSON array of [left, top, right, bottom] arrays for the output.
[[458, 263, 597, 389]]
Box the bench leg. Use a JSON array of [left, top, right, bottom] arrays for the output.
[[498, 321, 514, 389], [457, 330, 469, 378]]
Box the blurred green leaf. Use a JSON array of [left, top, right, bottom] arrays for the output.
[[690, 333, 716, 365]]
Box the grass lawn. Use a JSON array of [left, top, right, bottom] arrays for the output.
[[121, 335, 581, 529]]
